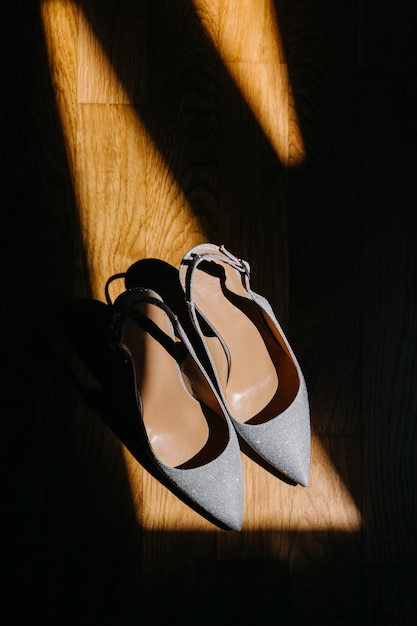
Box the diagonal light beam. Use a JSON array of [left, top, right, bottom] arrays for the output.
[[40, 0, 360, 532], [192, 0, 306, 166]]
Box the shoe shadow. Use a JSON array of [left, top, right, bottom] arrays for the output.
[[125, 257, 299, 488], [125, 258, 300, 488], [62, 293, 235, 531]]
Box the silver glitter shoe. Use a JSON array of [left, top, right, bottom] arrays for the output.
[[107, 283, 244, 530], [179, 243, 311, 487]]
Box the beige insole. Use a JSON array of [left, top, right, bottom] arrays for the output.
[[121, 302, 227, 468], [191, 260, 299, 424]]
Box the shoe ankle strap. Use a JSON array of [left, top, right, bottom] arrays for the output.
[[181, 244, 251, 305], [104, 272, 127, 306]]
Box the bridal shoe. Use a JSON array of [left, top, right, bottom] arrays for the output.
[[106, 283, 244, 530], [179, 244, 311, 486]]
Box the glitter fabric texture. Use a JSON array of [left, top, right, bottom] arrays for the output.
[[179, 244, 311, 488], [229, 377, 310, 487], [160, 431, 244, 531], [107, 241, 311, 532], [110, 287, 244, 532]]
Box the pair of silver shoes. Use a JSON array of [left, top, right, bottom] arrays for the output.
[[106, 244, 311, 531]]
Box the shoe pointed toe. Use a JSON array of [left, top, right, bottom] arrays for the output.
[[107, 282, 244, 530], [161, 432, 244, 531], [179, 243, 312, 487], [231, 378, 311, 486]]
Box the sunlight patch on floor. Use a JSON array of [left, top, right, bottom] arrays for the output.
[[192, 0, 306, 166], [40, 0, 359, 535], [122, 436, 362, 533]]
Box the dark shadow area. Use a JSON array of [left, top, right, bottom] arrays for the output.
[[61, 296, 240, 532], [65, 260, 298, 488], [74, 0, 362, 507], [5, 0, 417, 623], [14, 529, 363, 625], [78, 0, 288, 297], [1, 2, 362, 614], [1, 1, 143, 615]]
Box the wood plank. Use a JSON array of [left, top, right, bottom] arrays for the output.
[[4, 0, 417, 623], [289, 436, 362, 623], [283, 2, 364, 622], [218, 0, 286, 64], [218, 60, 289, 324], [77, 0, 148, 104], [358, 4, 417, 622], [216, 0, 291, 326], [4, 3, 145, 617], [359, 70, 417, 566], [286, 0, 360, 436], [365, 568, 417, 626], [144, 0, 220, 265], [358, 0, 416, 70], [76, 103, 148, 300]]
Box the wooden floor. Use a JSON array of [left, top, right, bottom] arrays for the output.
[[3, 1, 417, 623]]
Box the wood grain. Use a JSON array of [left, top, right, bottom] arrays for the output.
[[3, 0, 417, 623], [77, 0, 148, 104], [76, 103, 148, 299], [286, 0, 360, 436], [360, 70, 417, 568]]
